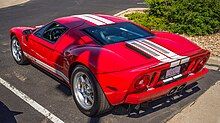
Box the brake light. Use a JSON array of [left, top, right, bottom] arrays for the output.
[[134, 75, 150, 91], [192, 57, 208, 73]]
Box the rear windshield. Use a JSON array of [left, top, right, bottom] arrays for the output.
[[83, 22, 154, 44]]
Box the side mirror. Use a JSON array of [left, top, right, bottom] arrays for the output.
[[22, 29, 33, 35]]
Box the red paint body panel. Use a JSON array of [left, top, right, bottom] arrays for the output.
[[152, 31, 201, 55], [9, 14, 210, 106]]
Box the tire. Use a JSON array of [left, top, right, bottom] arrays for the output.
[[11, 35, 29, 65], [71, 65, 111, 117]]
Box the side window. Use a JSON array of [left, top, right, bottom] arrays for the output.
[[34, 24, 50, 37], [34, 22, 68, 43]]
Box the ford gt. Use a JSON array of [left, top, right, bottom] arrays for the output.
[[9, 14, 210, 116]]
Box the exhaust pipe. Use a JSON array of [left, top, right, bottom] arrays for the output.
[[167, 87, 178, 96], [167, 84, 187, 96], [177, 84, 186, 92]]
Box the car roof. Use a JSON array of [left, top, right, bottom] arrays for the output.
[[54, 14, 128, 29]]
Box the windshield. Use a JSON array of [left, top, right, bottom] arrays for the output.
[[83, 22, 154, 44]]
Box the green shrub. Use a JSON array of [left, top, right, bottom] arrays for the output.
[[125, 0, 220, 36]]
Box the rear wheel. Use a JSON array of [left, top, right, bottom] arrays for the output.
[[11, 36, 29, 65], [71, 65, 111, 116]]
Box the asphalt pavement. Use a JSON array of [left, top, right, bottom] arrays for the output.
[[0, 0, 219, 123]]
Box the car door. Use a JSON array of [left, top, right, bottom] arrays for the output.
[[27, 22, 68, 70]]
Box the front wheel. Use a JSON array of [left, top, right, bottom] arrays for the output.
[[11, 36, 29, 65], [71, 65, 111, 117]]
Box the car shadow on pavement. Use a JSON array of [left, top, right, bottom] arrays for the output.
[[32, 64, 72, 96], [0, 101, 22, 123], [87, 117, 100, 123], [56, 83, 72, 96], [111, 82, 200, 118]]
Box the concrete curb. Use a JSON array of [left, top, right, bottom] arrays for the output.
[[113, 8, 220, 68], [208, 56, 220, 64], [206, 56, 220, 71], [113, 8, 149, 17]]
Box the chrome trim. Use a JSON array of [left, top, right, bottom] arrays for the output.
[[173, 74, 183, 79], [163, 78, 173, 83], [163, 74, 183, 83]]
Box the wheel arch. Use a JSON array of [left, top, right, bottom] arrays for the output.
[[67, 56, 97, 82], [10, 32, 16, 39], [68, 62, 85, 81], [9, 27, 21, 40]]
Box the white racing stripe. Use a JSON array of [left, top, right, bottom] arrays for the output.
[[127, 38, 190, 67], [127, 40, 172, 62], [0, 78, 64, 123], [126, 38, 191, 83], [84, 14, 115, 24], [74, 15, 105, 25], [74, 14, 114, 25], [180, 57, 190, 64], [138, 38, 190, 67], [23, 52, 69, 83], [131, 38, 190, 83], [170, 60, 180, 68], [35, 58, 69, 82], [139, 38, 184, 59]]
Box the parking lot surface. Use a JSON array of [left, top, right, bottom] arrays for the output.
[[0, 0, 219, 123]]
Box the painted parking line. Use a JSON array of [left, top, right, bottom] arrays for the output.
[[0, 77, 64, 123]]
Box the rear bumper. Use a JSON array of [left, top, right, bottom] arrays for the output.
[[124, 68, 208, 104]]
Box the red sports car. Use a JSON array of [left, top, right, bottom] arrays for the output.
[[9, 14, 210, 116]]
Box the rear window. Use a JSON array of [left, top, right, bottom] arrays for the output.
[[83, 22, 154, 44]]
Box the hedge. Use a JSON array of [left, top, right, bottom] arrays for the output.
[[125, 0, 220, 36]]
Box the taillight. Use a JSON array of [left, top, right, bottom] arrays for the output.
[[192, 57, 208, 73], [134, 75, 150, 91]]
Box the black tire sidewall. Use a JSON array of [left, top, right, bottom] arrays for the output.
[[71, 65, 101, 116]]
